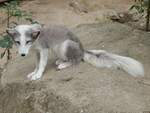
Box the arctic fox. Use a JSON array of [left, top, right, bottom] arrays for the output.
[[7, 24, 144, 80]]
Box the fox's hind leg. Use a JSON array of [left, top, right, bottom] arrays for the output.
[[56, 39, 83, 70]]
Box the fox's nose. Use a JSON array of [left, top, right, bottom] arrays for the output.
[[21, 54, 26, 57]]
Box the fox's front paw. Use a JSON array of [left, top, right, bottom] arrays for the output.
[[27, 71, 36, 79], [31, 73, 42, 80], [27, 72, 42, 80]]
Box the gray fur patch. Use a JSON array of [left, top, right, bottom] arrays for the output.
[[66, 43, 84, 64], [67, 31, 84, 51]]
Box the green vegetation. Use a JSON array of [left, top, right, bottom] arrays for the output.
[[130, 0, 150, 31], [130, 0, 147, 14]]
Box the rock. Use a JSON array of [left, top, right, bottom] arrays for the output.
[[1, 22, 150, 113], [69, 0, 88, 13], [109, 11, 135, 23]]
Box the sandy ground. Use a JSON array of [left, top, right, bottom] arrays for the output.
[[20, 0, 133, 26], [1, 0, 150, 113]]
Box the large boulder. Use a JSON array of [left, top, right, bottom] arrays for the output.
[[1, 22, 150, 113]]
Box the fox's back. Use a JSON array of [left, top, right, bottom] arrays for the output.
[[37, 25, 76, 48]]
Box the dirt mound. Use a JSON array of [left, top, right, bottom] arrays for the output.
[[1, 22, 150, 113], [0, 82, 79, 113]]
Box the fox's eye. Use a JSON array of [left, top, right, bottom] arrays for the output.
[[26, 40, 32, 44], [15, 41, 20, 45]]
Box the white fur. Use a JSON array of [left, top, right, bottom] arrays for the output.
[[83, 50, 144, 77], [29, 49, 48, 80], [15, 24, 41, 55], [16, 25, 31, 55]]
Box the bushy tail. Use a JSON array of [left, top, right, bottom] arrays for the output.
[[83, 50, 144, 77]]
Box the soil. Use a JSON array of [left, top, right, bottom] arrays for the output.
[[0, 0, 150, 113]]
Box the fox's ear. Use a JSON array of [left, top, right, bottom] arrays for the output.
[[31, 24, 42, 32], [31, 31, 40, 40], [6, 28, 17, 38], [31, 24, 42, 40]]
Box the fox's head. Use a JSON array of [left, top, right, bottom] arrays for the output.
[[6, 24, 41, 57]]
